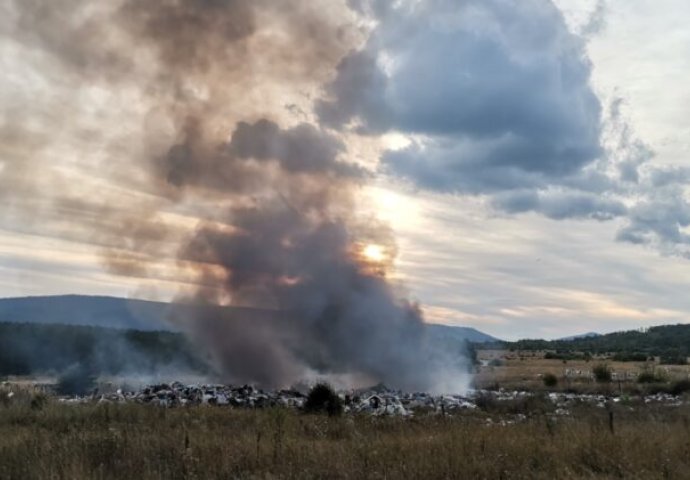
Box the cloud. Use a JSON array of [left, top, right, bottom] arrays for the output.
[[581, 0, 608, 38], [616, 193, 690, 254], [492, 189, 627, 221], [318, 0, 690, 264], [319, 0, 603, 194]]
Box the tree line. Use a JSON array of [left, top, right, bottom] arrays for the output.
[[490, 324, 690, 364]]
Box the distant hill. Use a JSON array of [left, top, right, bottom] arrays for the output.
[[510, 324, 690, 361], [557, 332, 601, 341], [427, 324, 500, 344], [0, 295, 500, 343], [0, 295, 173, 331], [0, 321, 210, 382], [0, 295, 498, 384]]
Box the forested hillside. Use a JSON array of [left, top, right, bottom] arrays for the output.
[[0, 322, 210, 378], [506, 324, 690, 362]]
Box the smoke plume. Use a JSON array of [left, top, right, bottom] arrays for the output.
[[0, 0, 470, 392]]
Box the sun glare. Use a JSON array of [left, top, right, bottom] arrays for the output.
[[363, 243, 386, 263]]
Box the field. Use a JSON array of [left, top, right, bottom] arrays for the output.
[[3, 382, 690, 479], [2, 399, 690, 479], [475, 350, 690, 393], [3, 350, 690, 479]]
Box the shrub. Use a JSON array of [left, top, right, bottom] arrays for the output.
[[542, 373, 558, 388], [303, 383, 343, 416], [668, 380, 690, 396], [0, 390, 11, 408], [30, 393, 48, 411], [612, 352, 649, 362], [592, 364, 612, 383], [637, 372, 660, 384]]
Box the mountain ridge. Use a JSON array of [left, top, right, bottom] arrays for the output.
[[0, 295, 501, 343]]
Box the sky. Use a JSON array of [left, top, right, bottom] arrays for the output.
[[1, 0, 690, 340]]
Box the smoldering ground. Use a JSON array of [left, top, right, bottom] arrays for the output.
[[0, 0, 471, 392]]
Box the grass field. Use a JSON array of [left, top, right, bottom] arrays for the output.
[[3, 351, 690, 479], [2, 396, 690, 479], [475, 350, 690, 393]]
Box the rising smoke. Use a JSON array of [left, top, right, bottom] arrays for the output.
[[0, 0, 471, 392]]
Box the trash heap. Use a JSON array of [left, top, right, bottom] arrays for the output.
[[79, 383, 309, 409], [57, 383, 690, 417], [58, 381, 478, 415]]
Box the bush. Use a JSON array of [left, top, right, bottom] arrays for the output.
[[303, 383, 343, 416], [592, 364, 612, 383], [637, 372, 660, 384], [668, 380, 690, 396], [0, 390, 11, 408], [30, 393, 48, 410], [612, 352, 649, 362], [542, 373, 558, 388]]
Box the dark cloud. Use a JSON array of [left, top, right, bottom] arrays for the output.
[[319, 0, 603, 191], [617, 194, 690, 254], [317, 51, 392, 133], [321, 0, 690, 264], [493, 190, 627, 221], [606, 98, 655, 184]]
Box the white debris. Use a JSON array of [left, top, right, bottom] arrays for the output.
[[47, 381, 690, 417]]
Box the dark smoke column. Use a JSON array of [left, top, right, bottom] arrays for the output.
[[172, 119, 469, 392], [1, 0, 471, 393]]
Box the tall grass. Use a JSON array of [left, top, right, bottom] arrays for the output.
[[2, 399, 690, 479]]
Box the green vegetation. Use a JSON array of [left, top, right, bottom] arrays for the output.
[[668, 380, 690, 396], [637, 371, 665, 384], [542, 373, 558, 387], [660, 355, 688, 366], [611, 352, 649, 362], [303, 383, 343, 417], [0, 322, 209, 379], [592, 364, 612, 383], [544, 351, 589, 361], [503, 324, 690, 361]]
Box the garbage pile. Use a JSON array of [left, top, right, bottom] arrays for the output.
[[57, 382, 690, 417], [346, 390, 476, 416], [58, 381, 478, 415], [61, 383, 308, 409]]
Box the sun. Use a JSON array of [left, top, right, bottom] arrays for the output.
[[362, 244, 386, 263]]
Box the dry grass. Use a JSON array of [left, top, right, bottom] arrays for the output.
[[2, 397, 690, 479], [475, 350, 690, 393]]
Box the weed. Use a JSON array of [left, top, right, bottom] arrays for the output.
[[303, 383, 343, 417]]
